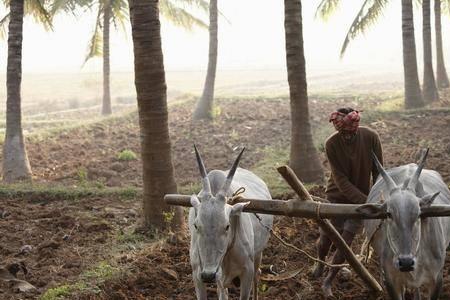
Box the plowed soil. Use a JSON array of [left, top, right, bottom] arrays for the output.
[[1, 97, 450, 299]]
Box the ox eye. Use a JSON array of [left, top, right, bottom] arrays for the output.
[[194, 224, 198, 230], [225, 224, 230, 231]]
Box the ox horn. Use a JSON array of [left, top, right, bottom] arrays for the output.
[[194, 144, 212, 196], [217, 148, 245, 200], [407, 148, 429, 192], [372, 151, 397, 192]]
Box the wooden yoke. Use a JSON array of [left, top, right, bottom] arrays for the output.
[[277, 165, 383, 295]]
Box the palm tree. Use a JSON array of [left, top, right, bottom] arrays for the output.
[[401, 0, 423, 108], [128, 0, 183, 229], [79, 0, 207, 116], [192, 0, 217, 120], [1, 0, 52, 183], [422, 0, 438, 103], [284, 0, 324, 183], [81, 0, 128, 115], [435, 0, 449, 88], [316, 0, 424, 108]]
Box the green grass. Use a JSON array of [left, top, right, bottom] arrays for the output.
[[252, 146, 291, 198], [178, 182, 202, 195], [0, 183, 141, 202], [40, 285, 73, 300], [117, 149, 138, 161], [376, 97, 404, 111], [83, 262, 118, 281], [40, 262, 119, 300]]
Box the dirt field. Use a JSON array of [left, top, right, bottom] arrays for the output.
[[1, 96, 450, 299]]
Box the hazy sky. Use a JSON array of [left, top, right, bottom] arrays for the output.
[[0, 0, 449, 74]]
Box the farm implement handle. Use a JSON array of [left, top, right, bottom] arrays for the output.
[[165, 165, 450, 295]]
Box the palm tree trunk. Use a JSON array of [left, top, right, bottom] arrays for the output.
[[422, 0, 438, 103], [129, 0, 184, 230], [193, 0, 218, 120], [102, 0, 112, 115], [435, 0, 449, 89], [2, 0, 32, 183], [284, 0, 323, 183], [402, 0, 424, 109]]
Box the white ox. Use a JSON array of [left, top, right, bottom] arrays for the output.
[[188, 146, 273, 300], [357, 150, 450, 300]]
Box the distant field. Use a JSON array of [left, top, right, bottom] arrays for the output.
[[0, 69, 403, 114]]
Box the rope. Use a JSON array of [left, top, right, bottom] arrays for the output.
[[254, 213, 349, 269], [363, 219, 384, 265], [228, 187, 246, 205], [229, 187, 349, 269], [316, 202, 322, 219]]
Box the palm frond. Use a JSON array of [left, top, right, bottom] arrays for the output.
[[340, 0, 388, 57], [0, 13, 10, 40], [109, 0, 128, 32], [169, 0, 230, 24], [174, 0, 208, 12], [25, 0, 53, 30], [315, 0, 341, 21], [50, 0, 80, 16], [160, 0, 207, 30], [83, 6, 103, 65]]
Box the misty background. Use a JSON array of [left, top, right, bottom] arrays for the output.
[[0, 0, 447, 102]]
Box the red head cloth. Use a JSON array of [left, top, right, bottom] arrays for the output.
[[329, 110, 361, 132]]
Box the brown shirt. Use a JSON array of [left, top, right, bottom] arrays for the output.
[[325, 126, 383, 204]]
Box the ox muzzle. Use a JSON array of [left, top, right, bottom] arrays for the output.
[[397, 255, 416, 272], [200, 271, 217, 283]]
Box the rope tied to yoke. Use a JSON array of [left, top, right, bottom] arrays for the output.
[[315, 202, 322, 219], [227, 187, 350, 269], [227, 186, 246, 205]]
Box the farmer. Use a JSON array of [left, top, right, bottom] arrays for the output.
[[311, 107, 383, 297]]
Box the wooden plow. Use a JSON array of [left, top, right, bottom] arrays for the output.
[[164, 165, 450, 295]]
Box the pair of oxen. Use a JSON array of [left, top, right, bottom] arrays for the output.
[[188, 146, 450, 300]]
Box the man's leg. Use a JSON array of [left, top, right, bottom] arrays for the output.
[[311, 219, 344, 278], [321, 220, 360, 298]]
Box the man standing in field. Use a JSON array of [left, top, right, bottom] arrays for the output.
[[311, 107, 383, 298]]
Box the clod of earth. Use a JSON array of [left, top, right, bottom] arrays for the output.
[[0, 264, 36, 293]]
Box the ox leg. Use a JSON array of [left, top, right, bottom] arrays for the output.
[[381, 269, 401, 300], [412, 288, 421, 300], [430, 270, 443, 300], [217, 280, 229, 300], [193, 278, 207, 300], [252, 252, 262, 300], [240, 263, 255, 300], [383, 278, 401, 300]]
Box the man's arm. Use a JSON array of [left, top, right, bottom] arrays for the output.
[[372, 133, 383, 184], [326, 144, 367, 204]]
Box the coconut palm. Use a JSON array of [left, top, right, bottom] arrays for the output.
[[192, 0, 217, 120], [435, 0, 449, 88], [1, 0, 52, 183], [128, 0, 184, 229], [422, 0, 438, 102], [401, 0, 424, 108], [77, 0, 208, 115], [284, 0, 324, 183], [316, 0, 424, 108]]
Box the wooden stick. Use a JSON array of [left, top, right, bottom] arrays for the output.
[[164, 194, 450, 219], [277, 165, 314, 201], [276, 165, 383, 294]]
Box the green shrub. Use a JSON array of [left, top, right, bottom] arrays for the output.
[[117, 150, 137, 161]]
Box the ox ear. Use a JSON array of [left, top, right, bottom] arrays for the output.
[[191, 194, 201, 209], [420, 192, 440, 208], [356, 202, 387, 218], [230, 202, 250, 217]]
